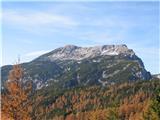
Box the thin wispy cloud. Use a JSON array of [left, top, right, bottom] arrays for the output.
[[3, 10, 79, 29], [2, 5, 136, 35], [24, 50, 51, 57]]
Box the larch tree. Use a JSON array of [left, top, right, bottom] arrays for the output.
[[1, 64, 32, 120], [143, 88, 160, 120]]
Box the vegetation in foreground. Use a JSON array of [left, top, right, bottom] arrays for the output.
[[1, 64, 160, 120]]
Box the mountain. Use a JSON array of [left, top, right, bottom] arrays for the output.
[[1, 44, 151, 90], [2, 44, 159, 120]]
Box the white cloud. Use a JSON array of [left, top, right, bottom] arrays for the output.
[[3, 10, 79, 29], [24, 50, 51, 57]]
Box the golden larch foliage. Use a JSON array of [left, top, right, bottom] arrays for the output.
[[1, 64, 32, 120]]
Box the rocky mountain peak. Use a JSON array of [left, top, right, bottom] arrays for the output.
[[43, 44, 135, 61], [63, 44, 79, 50], [100, 44, 134, 56], [60, 45, 79, 54]]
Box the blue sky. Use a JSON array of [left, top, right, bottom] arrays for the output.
[[1, 1, 159, 74]]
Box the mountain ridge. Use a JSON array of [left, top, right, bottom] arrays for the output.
[[34, 44, 135, 62], [1, 44, 152, 90]]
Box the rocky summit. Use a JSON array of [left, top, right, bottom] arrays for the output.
[[36, 44, 135, 61], [1, 44, 151, 90]]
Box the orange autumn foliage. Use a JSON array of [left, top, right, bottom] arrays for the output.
[[1, 64, 32, 120], [118, 92, 150, 120]]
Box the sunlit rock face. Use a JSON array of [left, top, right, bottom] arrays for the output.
[[38, 44, 135, 61]]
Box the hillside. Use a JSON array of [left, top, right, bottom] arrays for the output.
[[33, 79, 160, 120]]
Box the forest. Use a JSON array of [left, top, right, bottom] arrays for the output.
[[1, 64, 160, 120]]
